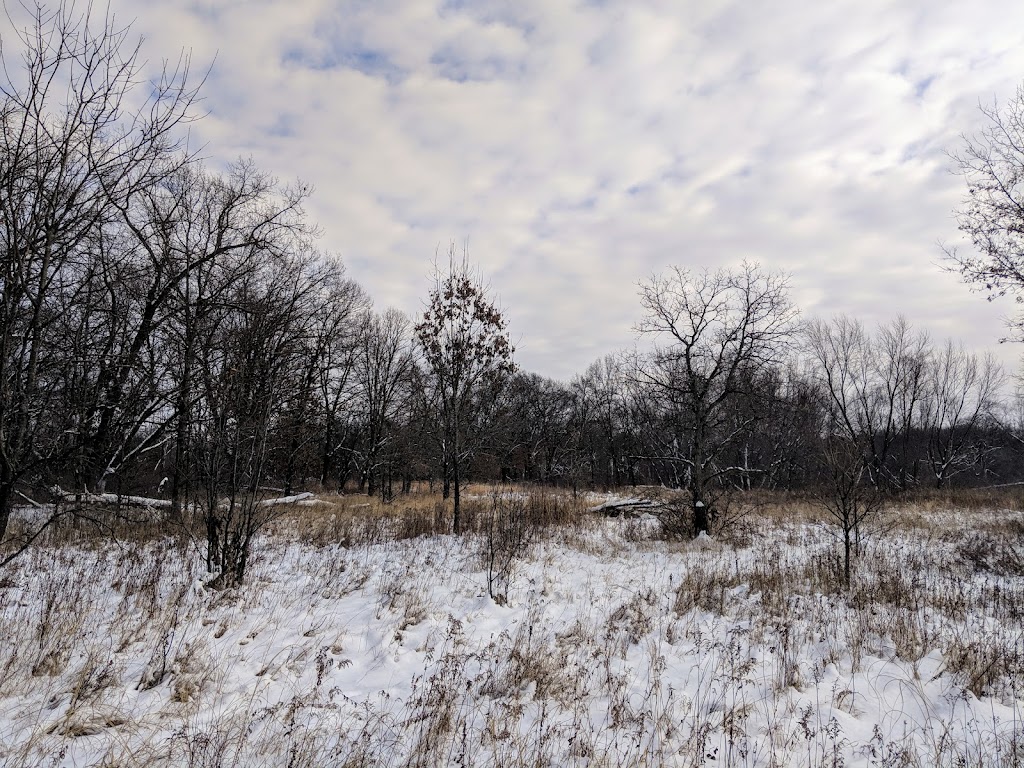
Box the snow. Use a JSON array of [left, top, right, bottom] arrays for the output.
[[0, 504, 1021, 766], [258, 492, 315, 506]]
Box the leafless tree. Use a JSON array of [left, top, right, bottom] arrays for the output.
[[353, 307, 414, 499], [920, 342, 1004, 488], [496, 373, 573, 484], [193, 247, 333, 586], [0, 2, 199, 543], [80, 161, 314, 509], [814, 432, 884, 588], [805, 316, 932, 578], [945, 84, 1024, 337], [574, 355, 631, 489], [635, 262, 798, 536], [277, 262, 367, 495], [303, 280, 367, 491], [414, 246, 515, 533], [805, 316, 929, 490]]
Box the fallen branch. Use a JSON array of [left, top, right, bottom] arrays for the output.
[[16, 491, 43, 509], [53, 488, 171, 509], [587, 498, 665, 517], [258, 492, 315, 507]]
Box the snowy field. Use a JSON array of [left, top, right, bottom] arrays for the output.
[[0, 493, 1021, 767]]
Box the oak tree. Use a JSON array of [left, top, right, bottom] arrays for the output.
[[414, 247, 515, 533]]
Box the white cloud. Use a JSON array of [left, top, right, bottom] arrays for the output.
[[5, 0, 1024, 379]]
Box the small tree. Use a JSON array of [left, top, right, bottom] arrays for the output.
[[192, 247, 331, 587], [414, 246, 515, 534], [814, 432, 883, 588], [805, 318, 936, 583]]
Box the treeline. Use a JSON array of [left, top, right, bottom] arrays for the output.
[[491, 321, 1013, 494], [3, 6, 1023, 583]]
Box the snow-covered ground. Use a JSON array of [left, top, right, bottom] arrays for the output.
[[0, 500, 1021, 766]]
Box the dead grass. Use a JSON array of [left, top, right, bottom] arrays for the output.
[[2, 485, 1023, 766], [274, 484, 589, 550]]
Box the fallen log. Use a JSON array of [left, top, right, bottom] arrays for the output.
[[587, 497, 665, 517], [53, 488, 171, 509], [258, 492, 315, 507]]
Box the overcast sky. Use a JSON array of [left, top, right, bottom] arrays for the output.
[[14, 0, 1024, 381]]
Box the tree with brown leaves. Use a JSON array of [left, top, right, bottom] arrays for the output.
[[415, 246, 515, 533]]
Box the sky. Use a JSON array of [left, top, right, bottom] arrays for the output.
[[8, 0, 1024, 381]]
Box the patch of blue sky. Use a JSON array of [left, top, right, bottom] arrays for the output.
[[892, 60, 937, 100], [530, 191, 602, 239], [282, 43, 406, 83], [914, 74, 936, 99], [374, 193, 448, 233], [186, 1, 220, 21], [438, 0, 535, 36], [899, 138, 936, 165], [267, 113, 294, 138], [430, 47, 523, 83], [627, 162, 692, 197]]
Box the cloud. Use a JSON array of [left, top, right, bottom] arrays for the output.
[[5, 0, 1024, 380]]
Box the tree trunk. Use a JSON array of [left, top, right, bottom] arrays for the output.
[[442, 447, 451, 500], [205, 493, 221, 575], [320, 422, 333, 489], [691, 424, 711, 536], [284, 431, 298, 496], [693, 497, 710, 536], [170, 397, 190, 520], [0, 480, 13, 542], [453, 449, 462, 534], [843, 526, 852, 588]]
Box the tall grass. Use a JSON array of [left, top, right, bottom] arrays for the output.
[[0, 486, 1021, 766]]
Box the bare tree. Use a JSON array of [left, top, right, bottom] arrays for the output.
[[79, 160, 314, 508], [277, 263, 367, 495], [498, 373, 573, 484], [744, 363, 824, 490], [305, 281, 367, 491], [576, 355, 630, 489], [193, 247, 331, 586], [814, 432, 884, 588], [635, 262, 798, 536], [414, 246, 515, 533], [0, 2, 199, 543], [805, 316, 929, 490], [920, 342, 1004, 488], [805, 316, 934, 578], [945, 84, 1024, 337], [353, 308, 414, 499]]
